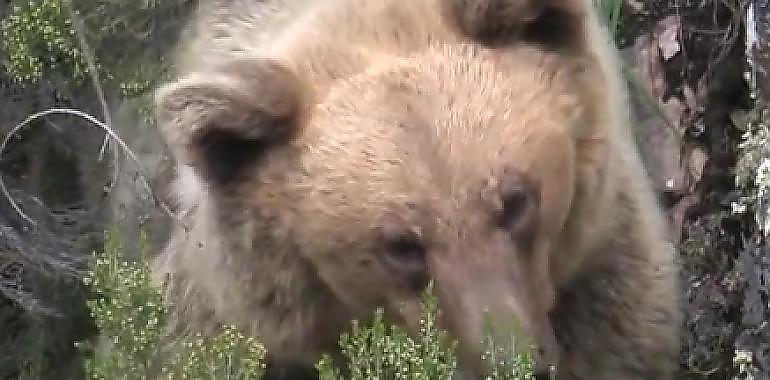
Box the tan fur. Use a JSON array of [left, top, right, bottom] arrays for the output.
[[154, 0, 681, 379]]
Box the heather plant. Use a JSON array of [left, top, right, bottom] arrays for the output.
[[480, 315, 539, 380], [161, 326, 267, 380], [315, 286, 538, 380], [78, 230, 267, 380], [80, 229, 166, 379], [1, 0, 88, 83], [1, 0, 189, 98], [315, 287, 459, 380]]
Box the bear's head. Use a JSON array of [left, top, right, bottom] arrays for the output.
[[156, 0, 608, 375]]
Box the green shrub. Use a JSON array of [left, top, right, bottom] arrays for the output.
[[78, 230, 267, 380], [80, 229, 166, 379], [479, 316, 537, 380], [1, 0, 188, 100], [316, 287, 538, 380], [1, 0, 88, 83], [315, 288, 458, 380], [161, 326, 267, 380]]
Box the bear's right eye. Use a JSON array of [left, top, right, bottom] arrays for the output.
[[496, 187, 532, 230], [492, 168, 541, 250]]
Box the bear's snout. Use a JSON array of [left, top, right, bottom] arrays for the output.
[[427, 240, 558, 378]]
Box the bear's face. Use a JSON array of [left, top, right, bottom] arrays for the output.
[[158, 43, 585, 371]]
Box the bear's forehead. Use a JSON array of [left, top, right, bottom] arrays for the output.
[[293, 44, 579, 191], [308, 46, 578, 140]]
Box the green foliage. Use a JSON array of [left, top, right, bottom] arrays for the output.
[[316, 288, 458, 380], [316, 287, 537, 380], [78, 229, 267, 380], [118, 60, 170, 124], [480, 315, 538, 380], [71, 0, 189, 97], [119, 62, 165, 98], [80, 229, 167, 379], [1, 0, 88, 83], [593, 0, 624, 41], [161, 326, 267, 380], [1, 0, 189, 102]]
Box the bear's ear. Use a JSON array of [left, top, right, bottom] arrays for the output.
[[156, 57, 304, 186], [445, 0, 586, 51]]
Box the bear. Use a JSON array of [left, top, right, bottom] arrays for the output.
[[152, 0, 682, 378]]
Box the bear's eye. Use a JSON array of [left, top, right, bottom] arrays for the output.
[[381, 231, 427, 273], [492, 168, 541, 251], [496, 186, 533, 230]]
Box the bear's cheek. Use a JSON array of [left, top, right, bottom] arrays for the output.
[[306, 245, 409, 311]]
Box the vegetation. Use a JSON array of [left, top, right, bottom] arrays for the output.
[[315, 291, 459, 380], [594, 0, 625, 41], [1, 0, 191, 126], [79, 230, 166, 379], [1, 0, 87, 84], [76, 229, 268, 380], [77, 231, 536, 380]]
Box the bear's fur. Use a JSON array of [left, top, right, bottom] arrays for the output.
[[153, 0, 681, 378]]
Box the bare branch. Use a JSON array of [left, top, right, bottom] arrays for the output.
[[64, 0, 121, 186], [0, 108, 177, 225]]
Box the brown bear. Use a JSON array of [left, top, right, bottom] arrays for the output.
[[152, 0, 681, 378]]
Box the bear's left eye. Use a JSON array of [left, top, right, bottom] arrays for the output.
[[380, 231, 427, 274]]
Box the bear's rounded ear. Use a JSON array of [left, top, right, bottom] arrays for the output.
[[444, 0, 586, 51], [156, 57, 304, 186]]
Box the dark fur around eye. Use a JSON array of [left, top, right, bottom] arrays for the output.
[[492, 169, 541, 251], [377, 229, 429, 291], [496, 189, 531, 229], [193, 113, 293, 185], [383, 232, 426, 269], [197, 129, 269, 184]]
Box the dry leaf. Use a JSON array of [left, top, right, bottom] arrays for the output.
[[687, 146, 709, 185], [658, 15, 682, 61]]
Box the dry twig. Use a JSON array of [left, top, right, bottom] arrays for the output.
[[0, 108, 176, 225], [64, 0, 121, 187]]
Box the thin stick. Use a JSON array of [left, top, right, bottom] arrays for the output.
[[64, 1, 121, 184], [0, 108, 177, 225]]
